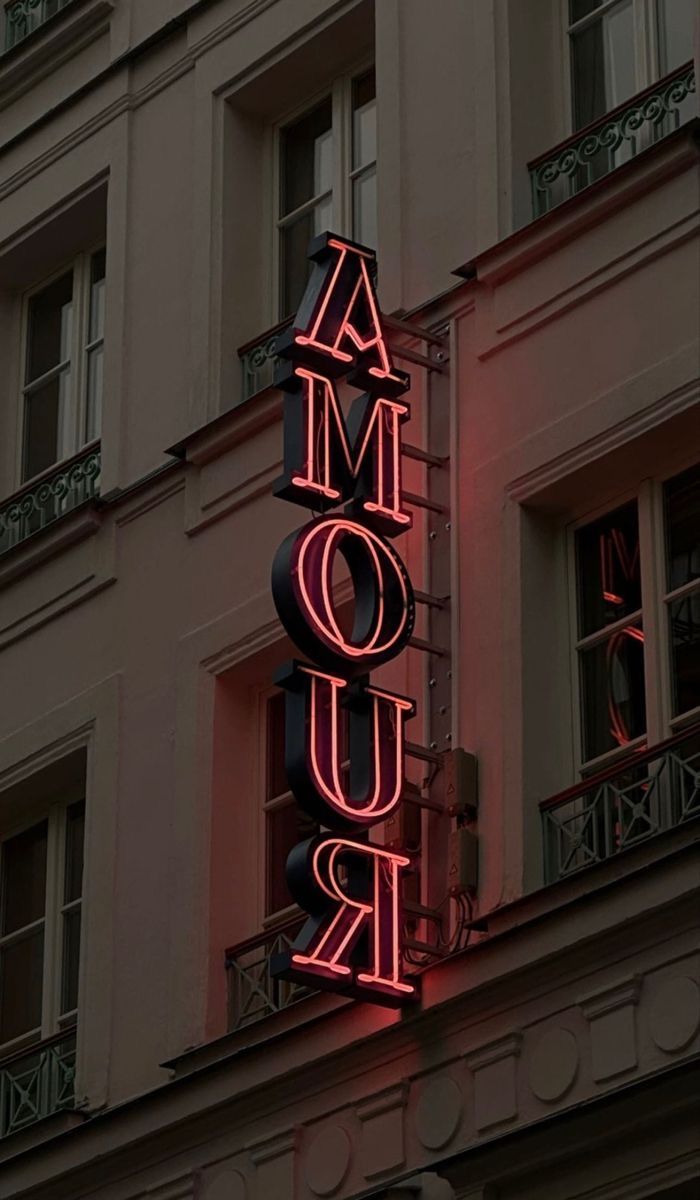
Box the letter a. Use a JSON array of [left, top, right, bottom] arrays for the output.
[[276, 233, 409, 396]]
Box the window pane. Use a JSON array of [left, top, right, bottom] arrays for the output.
[[1, 822, 48, 935], [86, 346, 103, 442], [576, 501, 641, 638], [580, 623, 646, 761], [665, 463, 700, 591], [604, 1, 636, 108], [352, 167, 377, 249], [267, 692, 287, 800], [266, 803, 319, 915], [352, 69, 376, 171], [657, 0, 696, 74], [572, 22, 607, 127], [571, 1, 635, 130], [61, 908, 81, 1015], [64, 801, 85, 905], [570, 0, 604, 21], [89, 249, 106, 343], [26, 272, 73, 383], [280, 197, 332, 317], [669, 591, 700, 716], [0, 928, 44, 1044], [280, 99, 333, 217], [22, 369, 70, 481]]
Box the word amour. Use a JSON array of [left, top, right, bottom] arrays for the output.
[[271, 233, 417, 1006]]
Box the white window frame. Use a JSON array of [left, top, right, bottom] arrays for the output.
[[271, 58, 375, 321], [562, 0, 673, 136], [0, 796, 84, 1059], [18, 244, 104, 488], [567, 454, 700, 778]]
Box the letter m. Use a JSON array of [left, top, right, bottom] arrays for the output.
[[274, 367, 411, 536]]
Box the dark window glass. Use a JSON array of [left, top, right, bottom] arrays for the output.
[[669, 595, 700, 716], [280, 99, 333, 218], [0, 929, 44, 1043], [22, 374, 68, 481], [665, 463, 700, 591], [580, 622, 646, 761], [571, 1, 635, 131], [26, 272, 73, 383], [576, 501, 641, 638], [570, 0, 604, 21], [61, 909, 81, 1015], [280, 199, 332, 318], [352, 70, 376, 171], [266, 802, 319, 915], [265, 693, 320, 915], [1, 822, 48, 935], [64, 802, 85, 905]]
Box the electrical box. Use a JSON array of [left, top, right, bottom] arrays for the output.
[[444, 748, 478, 820], [448, 827, 478, 894]]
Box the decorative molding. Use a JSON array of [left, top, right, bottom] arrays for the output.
[[464, 1032, 522, 1071], [579, 977, 642, 1020]]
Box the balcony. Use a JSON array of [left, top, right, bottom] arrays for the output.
[[0, 443, 101, 559], [3, 0, 73, 49], [238, 318, 293, 406], [540, 725, 700, 884], [0, 1031, 76, 1139], [225, 918, 316, 1032], [529, 62, 696, 218]]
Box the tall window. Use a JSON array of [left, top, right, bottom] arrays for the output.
[[21, 248, 105, 484], [567, 0, 696, 131], [0, 799, 84, 1053], [572, 461, 700, 775], [264, 692, 319, 918], [276, 66, 376, 319]]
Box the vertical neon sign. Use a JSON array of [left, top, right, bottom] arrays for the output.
[[271, 233, 417, 1006]]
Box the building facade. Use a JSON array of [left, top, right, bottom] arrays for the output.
[[0, 1, 699, 1197]]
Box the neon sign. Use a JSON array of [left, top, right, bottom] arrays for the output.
[[270, 233, 418, 1006]]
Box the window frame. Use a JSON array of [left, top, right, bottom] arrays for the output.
[[271, 57, 375, 322], [562, 0, 670, 136], [567, 456, 700, 778], [0, 795, 84, 1060], [17, 243, 105, 489]]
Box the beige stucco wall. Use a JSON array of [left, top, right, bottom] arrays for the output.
[[0, 1, 698, 1197]]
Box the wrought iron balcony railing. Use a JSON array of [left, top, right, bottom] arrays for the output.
[[3, 0, 73, 49], [540, 725, 700, 884], [529, 62, 696, 218], [0, 443, 100, 559], [0, 1030, 76, 1139], [238, 317, 292, 405], [226, 917, 316, 1031]]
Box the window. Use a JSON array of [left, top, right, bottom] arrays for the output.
[[3, 0, 73, 51], [21, 248, 105, 484], [275, 66, 376, 319], [0, 799, 84, 1053], [572, 461, 700, 775], [567, 0, 696, 131], [264, 692, 319, 918]]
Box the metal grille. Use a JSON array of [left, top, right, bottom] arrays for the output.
[[4, 0, 73, 49], [226, 920, 315, 1031], [529, 63, 696, 218], [541, 727, 700, 882], [0, 445, 100, 557], [0, 1032, 76, 1139]]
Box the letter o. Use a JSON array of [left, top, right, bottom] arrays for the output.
[[271, 516, 415, 671]]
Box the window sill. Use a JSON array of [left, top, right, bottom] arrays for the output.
[[0, 0, 113, 108]]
